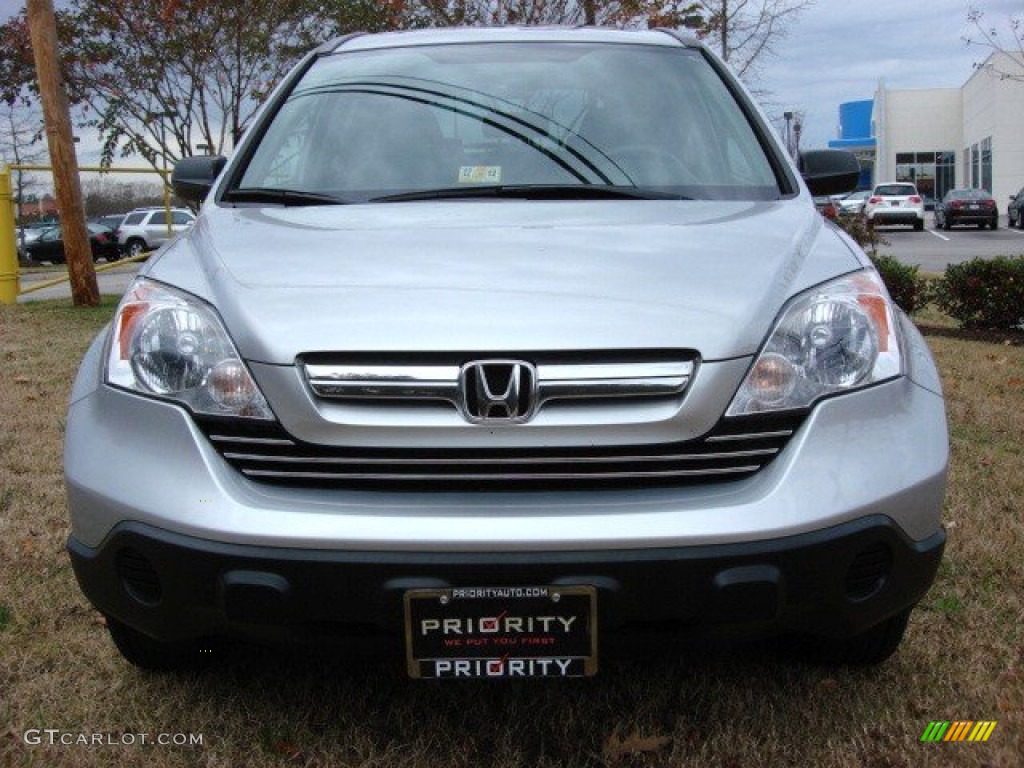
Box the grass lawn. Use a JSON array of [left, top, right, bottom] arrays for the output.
[[0, 298, 1021, 768]]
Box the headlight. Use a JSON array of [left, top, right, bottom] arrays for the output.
[[726, 270, 902, 416], [106, 279, 274, 420]]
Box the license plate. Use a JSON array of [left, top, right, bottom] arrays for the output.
[[890, 201, 900, 207], [968, 204, 980, 210], [404, 585, 597, 679]]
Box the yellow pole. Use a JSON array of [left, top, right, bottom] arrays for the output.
[[0, 167, 20, 305], [163, 177, 173, 239]]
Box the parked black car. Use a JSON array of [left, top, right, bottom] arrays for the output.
[[933, 188, 998, 230], [1008, 188, 1024, 229], [23, 223, 121, 263]]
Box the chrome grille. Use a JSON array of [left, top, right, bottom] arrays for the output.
[[195, 413, 805, 491], [304, 360, 695, 418]]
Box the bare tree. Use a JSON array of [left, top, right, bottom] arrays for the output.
[[0, 101, 47, 225], [964, 7, 1024, 83], [695, 0, 815, 81], [410, 1, 701, 28]]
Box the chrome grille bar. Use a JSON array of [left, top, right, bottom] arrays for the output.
[[305, 364, 459, 400], [222, 448, 778, 465], [305, 360, 694, 405], [241, 466, 761, 481]]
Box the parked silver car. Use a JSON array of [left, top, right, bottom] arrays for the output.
[[116, 206, 195, 257], [836, 190, 870, 216], [66, 28, 947, 677]]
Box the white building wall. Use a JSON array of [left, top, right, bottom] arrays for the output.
[[876, 87, 962, 184], [868, 52, 1024, 205], [964, 52, 1024, 203]]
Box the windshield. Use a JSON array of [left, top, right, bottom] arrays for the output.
[[234, 42, 781, 203]]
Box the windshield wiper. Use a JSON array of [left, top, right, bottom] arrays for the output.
[[369, 185, 690, 203], [223, 187, 349, 206]]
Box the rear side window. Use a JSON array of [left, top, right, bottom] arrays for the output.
[[875, 184, 917, 196]]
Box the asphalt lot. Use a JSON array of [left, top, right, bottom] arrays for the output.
[[17, 261, 140, 302], [872, 214, 1024, 272]]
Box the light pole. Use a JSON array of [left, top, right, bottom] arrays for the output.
[[155, 110, 175, 238], [196, 143, 210, 155]]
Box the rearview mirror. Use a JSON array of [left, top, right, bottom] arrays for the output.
[[172, 155, 227, 203], [798, 150, 861, 197]]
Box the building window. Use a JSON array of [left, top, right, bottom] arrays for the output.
[[971, 143, 980, 188], [936, 151, 956, 199], [894, 150, 956, 199], [980, 137, 992, 193]]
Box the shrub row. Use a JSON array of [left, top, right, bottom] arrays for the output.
[[832, 214, 1023, 330], [933, 256, 1024, 330], [867, 254, 1024, 330]]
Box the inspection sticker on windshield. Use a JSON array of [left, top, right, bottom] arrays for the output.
[[404, 585, 597, 679], [458, 165, 502, 184]]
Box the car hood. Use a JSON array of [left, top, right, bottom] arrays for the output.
[[147, 200, 860, 364]]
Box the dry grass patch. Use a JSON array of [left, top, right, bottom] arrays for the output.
[[1, 299, 1021, 768]]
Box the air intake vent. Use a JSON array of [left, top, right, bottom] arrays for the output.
[[845, 542, 893, 601], [116, 547, 162, 604], [194, 412, 805, 492]]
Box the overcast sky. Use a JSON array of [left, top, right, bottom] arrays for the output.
[[2, 0, 1022, 161], [759, 0, 1023, 148]]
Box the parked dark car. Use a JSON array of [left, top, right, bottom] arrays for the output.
[[933, 188, 998, 230], [812, 195, 838, 220], [90, 214, 127, 230], [23, 223, 121, 263], [1008, 188, 1024, 229]]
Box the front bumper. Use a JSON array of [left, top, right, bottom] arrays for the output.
[[64, 317, 949, 647], [69, 515, 945, 644]]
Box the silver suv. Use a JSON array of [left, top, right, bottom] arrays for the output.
[[65, 28, 947, 677], [116, 206, 195, 257]]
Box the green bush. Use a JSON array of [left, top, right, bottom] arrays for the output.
[[869, 254, 929, 314], [933, 256, 1024, 330]]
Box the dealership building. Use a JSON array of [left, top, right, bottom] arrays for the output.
[[828, 51, 1024, 205]]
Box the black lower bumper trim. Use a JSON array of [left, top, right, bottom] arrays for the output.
[[68, 516, 945, 645]]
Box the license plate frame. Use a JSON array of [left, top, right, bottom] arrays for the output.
[[404, 585, 598, 679]]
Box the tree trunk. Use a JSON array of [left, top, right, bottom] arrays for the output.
[[26, 0, 98, 306]]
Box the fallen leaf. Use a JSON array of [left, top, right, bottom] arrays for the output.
[[604, 727, 672, 765]]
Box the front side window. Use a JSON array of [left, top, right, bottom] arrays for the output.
[[234, 43, 781, 203]]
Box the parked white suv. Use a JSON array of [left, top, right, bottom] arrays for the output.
[[864, 182, 925, 230], [117, 207, 196, 257]]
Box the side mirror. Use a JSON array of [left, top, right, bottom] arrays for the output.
[[798, 149, 861, 196], [172, 155, 227, 203]]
